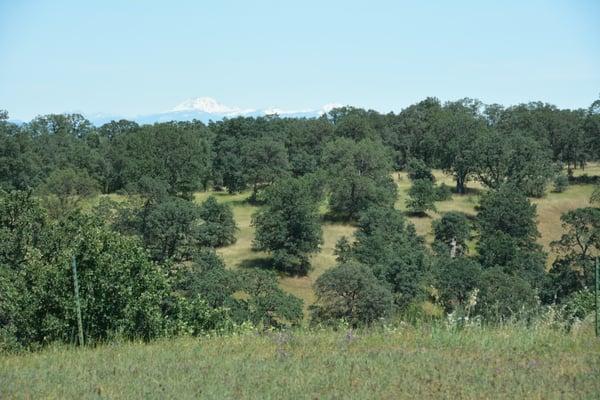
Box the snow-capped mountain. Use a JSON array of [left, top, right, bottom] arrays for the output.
[[86, 97, 343, 125], [170, 97, 255, 115]]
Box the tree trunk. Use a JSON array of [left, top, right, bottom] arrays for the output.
[[456, 175, 466, 195]]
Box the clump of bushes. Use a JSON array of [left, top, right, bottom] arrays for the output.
[[406, 158, 434, 182], [553, 173, 569, 193], [434, 183, 453, 201], [0, 190, 301, 353]]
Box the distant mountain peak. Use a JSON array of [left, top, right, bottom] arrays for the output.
[[85, 97, 345, 125], [170, 97, 255, 115]]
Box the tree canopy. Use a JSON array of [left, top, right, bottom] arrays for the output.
[[252, 177, 323, 275]]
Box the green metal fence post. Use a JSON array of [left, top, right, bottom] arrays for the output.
[[596, 257, 600, 337], [72, 255, 84, 346]]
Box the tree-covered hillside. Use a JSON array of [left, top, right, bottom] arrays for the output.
[[1, 98, 599, 351]]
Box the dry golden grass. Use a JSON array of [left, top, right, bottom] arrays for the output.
[[192, 191, 356, 311], [90, 165, 597, 308], [282, 222, 356, 308], [534, 184, 596, 255]]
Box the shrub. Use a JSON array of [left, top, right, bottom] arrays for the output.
[[406, 158, 434, 182], [434, 183, 453, 201], [310, 262, 394, 327], [0, 211, 169, 348], [237, 269, 304, 328], [553, 173, 569, 193], [560, 289, 595, 326], [434, 257, 483, 312], [475, 268, 538, 322]]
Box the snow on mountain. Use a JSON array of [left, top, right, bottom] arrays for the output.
[[171, 97, 255, 115], [85, 98, 344, 126]]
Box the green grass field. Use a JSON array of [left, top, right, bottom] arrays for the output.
[[188, 167, 599, 310], [1, 324, 598, 399]]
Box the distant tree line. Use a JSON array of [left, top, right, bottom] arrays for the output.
[[2, 98, 599, 197]]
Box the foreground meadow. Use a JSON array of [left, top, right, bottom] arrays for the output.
[[1, 324, 598, 399]]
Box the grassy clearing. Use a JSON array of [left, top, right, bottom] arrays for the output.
[[1, 324, 598, 399], [195, 168, 596, 309], [192, 190, 356, 311], [86, 167, 597, 309]]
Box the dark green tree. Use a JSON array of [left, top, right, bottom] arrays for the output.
[[406, 158, 434, 182], [174, 251, 303, 328], [333, 236, 353, 263], [238, 269, 304, 327], [114, 121, 211, 197], [392, 98, 442, 167], [477, 185, 540, 241], [252, 177, 323, 275], [435, 100, 485, 194], [285, 116, 334, 176], [310, 261, 394, 327], [591, 186, 600, 205], [140, 197, 200, 262], [0, 190, 46, 268], [323, 137, 397, 220], [551, 207, 600, 261], [116, 187, 201, 262], [24, 114, 103, 184], [553, 173, 569, 193], [0, 115, 41, 190], [332, 109, 377, 141], [584, 98, 600, 163], [0, 204, 169, 348], [432, 211, 471, 257], [210, 117, 268, 193], [242, 137, 290, 201], [476, 185, 546, 287], [196, 196, 237, 247], [406, 178, 437, 216], [476, 268, 538, 321], [433, 257, 482, 312], [474, 130, 555, 197], [350, 207, 428, 310], [37, 168, 99, 216], [174, 248, 239, 309], [98, 119, 139, 141], [544, 207, 600, 302]]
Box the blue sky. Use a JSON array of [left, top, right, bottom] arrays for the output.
[[0, 0, 599, 120]]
